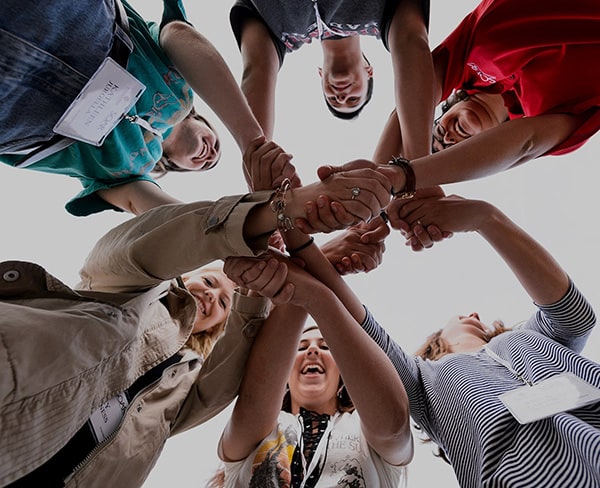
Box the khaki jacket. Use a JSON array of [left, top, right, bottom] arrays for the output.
[[0, 193, 273, 486]]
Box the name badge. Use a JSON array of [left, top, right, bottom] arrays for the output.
[[53, 58, 145, 146], [88, 391, 130, 443], [499, 372, 600, 424]]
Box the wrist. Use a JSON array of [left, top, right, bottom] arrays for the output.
[[388, 157, 415, 199]]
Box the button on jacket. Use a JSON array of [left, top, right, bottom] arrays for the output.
[[0, 192, 274, 486]]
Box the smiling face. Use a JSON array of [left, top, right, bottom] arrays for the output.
[[182, 268, 235, 334], [288, 327, 340, 415], [162, 113, 221, 171], [432, 93, 508, 152]]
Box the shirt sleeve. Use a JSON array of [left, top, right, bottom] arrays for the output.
[[361, 307, 429, 422], [76, 191, 274, 293], [229, 0, 287, 67], [171, 291, 271, 434], [522, 279, 597, 353]]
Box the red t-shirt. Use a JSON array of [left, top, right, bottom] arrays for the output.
[[432, 0, 600, 155]]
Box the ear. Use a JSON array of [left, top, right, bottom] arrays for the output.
[[317, 66, 323, 78], [366, 65, 374, 78]]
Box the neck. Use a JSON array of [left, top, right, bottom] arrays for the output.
[[292, 398, 338, 416]]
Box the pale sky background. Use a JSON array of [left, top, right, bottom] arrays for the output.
[[1, 1, 598, 486]]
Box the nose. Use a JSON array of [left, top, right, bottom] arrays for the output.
[[443, 130, 456, 145], [469, 312, 480, 320], [204, 289, 215, 303], [306, 343, 319, 355]]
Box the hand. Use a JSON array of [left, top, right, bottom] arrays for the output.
[[288, 160, 392, 233], [224, 251, 317, 306], [318, 159, 405, 196], [386, 186, 453, 251], [224, 252, 293, 305], [397, 194, 490, 240], [321, 217, 389, 274], [243, 136, 301, 191]]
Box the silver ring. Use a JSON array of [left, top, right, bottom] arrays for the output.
[[351, 187, 361, 200]]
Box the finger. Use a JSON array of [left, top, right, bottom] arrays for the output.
[[426, 225, 445, 243], [242, 135, 267, 162], [413, 223, 434, 249], [330, 201, 356, 226], [360, 220, 390, 243], [271, 282, 295, 305]]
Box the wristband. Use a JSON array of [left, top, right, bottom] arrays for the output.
[[388, 156, 416, 199], [287, 237, 315, 254]]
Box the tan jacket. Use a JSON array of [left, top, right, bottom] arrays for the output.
[[0, 193, 273, 487]]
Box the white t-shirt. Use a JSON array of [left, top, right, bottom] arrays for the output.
[[223, 410, 404, 487]]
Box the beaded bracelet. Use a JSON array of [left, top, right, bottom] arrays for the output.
[[388, 156, 416, 199], [270, 178, 294, 232], [287, 237, 315, 254]]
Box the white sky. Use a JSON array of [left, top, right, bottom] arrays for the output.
[[1, 1, 598, 486]]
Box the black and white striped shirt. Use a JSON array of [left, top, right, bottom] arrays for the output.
[[362, 281, 600, 487]]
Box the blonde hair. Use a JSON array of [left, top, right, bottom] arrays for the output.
[[181, 266, 231, 358], [415, 320, 511, 361]]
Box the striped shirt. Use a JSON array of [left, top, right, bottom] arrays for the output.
[[362, 281, 600, 487]]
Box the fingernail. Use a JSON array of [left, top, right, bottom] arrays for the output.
[[317, 196, 325, 208], [305, 203, 312, 214]]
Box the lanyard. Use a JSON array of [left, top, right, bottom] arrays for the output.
[[484, 346, 534, 386], [296, 412, 336, 488], [125, 114, 164, 141]]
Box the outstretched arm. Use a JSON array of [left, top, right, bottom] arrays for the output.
[[398, 194, 570, 304], [385, 0, 436, 160], [237, 17, 280, 141], [160, 21, 263, 155], [97, 180, 181, 215], [219, 257, 307, 462], [281, 229, 413, 465]]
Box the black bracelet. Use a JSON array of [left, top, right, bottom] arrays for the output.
[[389, 156, 416, 199], [287, 237, 315, 254]]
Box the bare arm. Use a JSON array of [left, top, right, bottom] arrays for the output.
[[401, 113, 582, 189], [159, 21, 263, 154], [385, 0, 435, 160], [399, 195, 570, 304], [219, 301, 307, 461], [238, 17, 280, 140], [283, 231, 413, 465], [97, 180, 181, 215]]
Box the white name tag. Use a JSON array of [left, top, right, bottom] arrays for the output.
[[499, 373, 600, 424], [53, 58, 145, 146], [88, 391, 130, 443]]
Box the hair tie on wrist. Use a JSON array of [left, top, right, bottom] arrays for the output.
[[389, 156, 416, 199], [287, 237, 315, 254]]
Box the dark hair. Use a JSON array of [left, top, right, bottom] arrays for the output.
[[324, 53, 374, 120], [151, 107, 221, 179]]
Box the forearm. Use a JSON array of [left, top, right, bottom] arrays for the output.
[[306, 287, 412, 463], [237, 17, 280, 140], [97, 180, 181, 215], [160, 22, 263, 151], [477, 203, 569, 305], [221, 303, 307, 461], [389, 17, 435, 159], [408, 114, 580, 189], [373, 109, 403, 163], [283, 228, 366, 323]]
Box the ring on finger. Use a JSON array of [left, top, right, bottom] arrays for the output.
[[351, 187, 361, 200]]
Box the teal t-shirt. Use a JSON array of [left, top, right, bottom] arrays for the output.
[[1, 0, 193, 216]]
